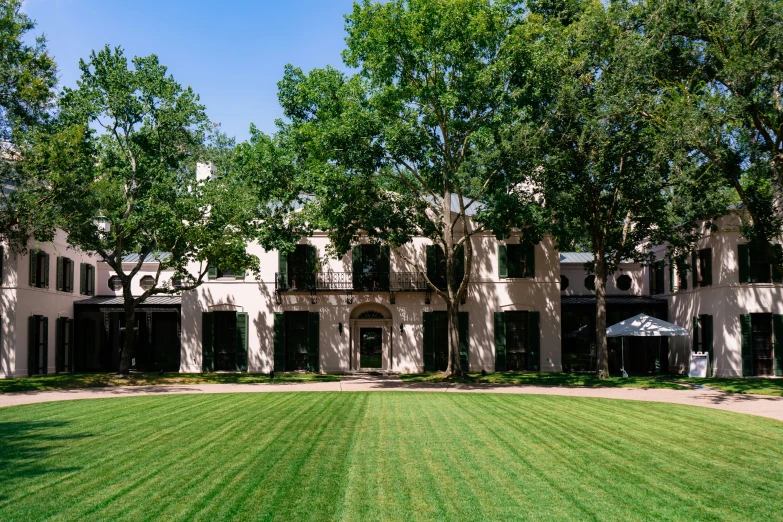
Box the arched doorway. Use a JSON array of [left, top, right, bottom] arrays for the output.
[[350, 304, 393, 371]]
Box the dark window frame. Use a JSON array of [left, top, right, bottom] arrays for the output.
[[650, 261, 665, 295], [616, 274, 632, 291], [84, 264, 95, 295], [560, 275, 569, 291]]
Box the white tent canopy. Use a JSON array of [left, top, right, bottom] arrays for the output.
[[606, 313, 689, 338]]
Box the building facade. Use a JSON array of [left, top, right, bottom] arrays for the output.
[[1, 211, 781, 378]]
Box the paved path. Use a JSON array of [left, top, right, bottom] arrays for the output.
[[1, 376, 782, 422]]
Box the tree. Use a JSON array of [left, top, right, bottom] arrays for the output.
[[531, 1, 688, 378], [40, 46, 260, 374], [644, 0, 783, 268], [276, 0, 546, 377], [0, 0, 58, 252]]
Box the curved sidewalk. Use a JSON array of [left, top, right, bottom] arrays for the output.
[[1, 377, 782, 422]]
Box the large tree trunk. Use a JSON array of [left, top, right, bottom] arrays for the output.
[[445, 301, 462, 377], [118, 292, 136, 375], [594, 256, 610, 379]]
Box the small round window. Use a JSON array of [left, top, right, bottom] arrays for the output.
[[584, 275, 595, 291], [108, 275, 122, 291], [560, 275, 569, 291], [616, 274, 632, 291], [140, 275, 155, 290]]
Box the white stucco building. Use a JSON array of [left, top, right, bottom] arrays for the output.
[[1, 210, 781, 378]]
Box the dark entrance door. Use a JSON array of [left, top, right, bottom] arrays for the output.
[[214, 312, 237, 371], [360, 328, 383, 369], [286, 311, 309, 371], [752, 313, 774, 376]]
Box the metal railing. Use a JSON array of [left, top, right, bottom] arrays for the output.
[[275, 271, 431, 292]]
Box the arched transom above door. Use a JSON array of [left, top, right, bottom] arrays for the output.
[[350, 304, 392, 320]]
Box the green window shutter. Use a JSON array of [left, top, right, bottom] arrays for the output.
[[740, 314, 753, 377], [68, 318, 75, 372], [236, 312, 249, 372], [80, 263, 86, 294], [704, 315, 714, 377], [771, 245, 783, 283], [453, 244, 465, 291], [29, 251, 37, 287], [277, 250, 288, 289], [56, 257, 64, 291], [273, 312, 286, 372], [669, 263, 674, 293], [90, 265, 95, 295], [380, 245, 390, 290], [494, 312, 506, 371], [423, 312, 435, 372], [69, 259, 75, 293], [656, 262, 665, 293], [28, 316, 36, 376], [43, 254, 49, 288], [352, 245, 362, 290], [692, 316, 699, 352], [691, 251, 699, 288], [498, 244, 508, 278], [207, 266, 217, 280], [525, 243, 535, 278], [773, 315, 783, 377], [202, 312, 214, 372], [55, 317, 63, 372], [702, 248, 712, 286], [425, 245, 436, 285], [527, 311, 541, 371], [308, 312, 320, 372], [306, 245, 317, 289], [679, 263, 688, 290], [41, 316, 48, 374], [458, 311, 469, 372], [738, 244, 750, 283]]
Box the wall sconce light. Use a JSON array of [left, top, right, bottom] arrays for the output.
[[338, 322, 343, 336], [399, 323, 405, 333]]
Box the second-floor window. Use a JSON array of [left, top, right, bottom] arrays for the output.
[[353, 244, 390, 291], [277, 245, 316, 290], [57, 257, 74, 292], [80, 263, 95, 295], [498, 243, 535, 279], [29, 250, 49, 288], [649, 261, 665, 295], [691, 248, 712, 287], [739, 244, 783, 284]]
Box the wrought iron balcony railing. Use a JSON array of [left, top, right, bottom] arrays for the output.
[[275, 270, 430, 293]]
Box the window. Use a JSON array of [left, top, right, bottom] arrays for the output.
[[691, 248, 712, 287], [584, 275, 595, 291], [677, 263, 688, 291], [29, 250, 49, 288], [354, 244, 389, 291], [57, 257, 74, 292], [498, 243, 535, 279], [692, 314, 712, 377], [140, 275, 155, 290], [277, 245, 316, 290], [80, 264, 95, 296], [560, 275, 569, 291], [208, 266, 245, 281], [55, 318, 72, 373], [494, 310, 540, 372], [271, 311, 319, 372], [739, 244, 782, 284], [751, 314, 773, 376], [649, 261, 665, 295], [202, 311, 249, 372], [27, 315, 48, 375], [108, 275, 122, 291], [616, 275, 632, 291]]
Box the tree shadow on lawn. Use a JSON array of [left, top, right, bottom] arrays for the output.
[[0, 421, 89, 501], [398, 372, 689, 390]]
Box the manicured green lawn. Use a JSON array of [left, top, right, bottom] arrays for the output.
[[0, 393, 781, 521], [0, 372, 340, 393]]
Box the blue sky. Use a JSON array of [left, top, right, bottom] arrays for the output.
[[23, 0, 357, 141]]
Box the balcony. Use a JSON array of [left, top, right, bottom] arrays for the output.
[[275, 270, 432, 304]]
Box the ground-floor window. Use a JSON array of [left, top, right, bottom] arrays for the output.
[[273, 311, 320, 372], [741, 314, 783, 377], [27, 315, 48, 375], [494, 311, 539, 372], [202, 311, 248, 372], [423, 311, 469, 372]]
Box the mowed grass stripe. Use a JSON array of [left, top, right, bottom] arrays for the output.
[[1, 392, 782, 522]]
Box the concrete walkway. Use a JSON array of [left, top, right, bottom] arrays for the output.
[[1, 375, 782, 422]]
